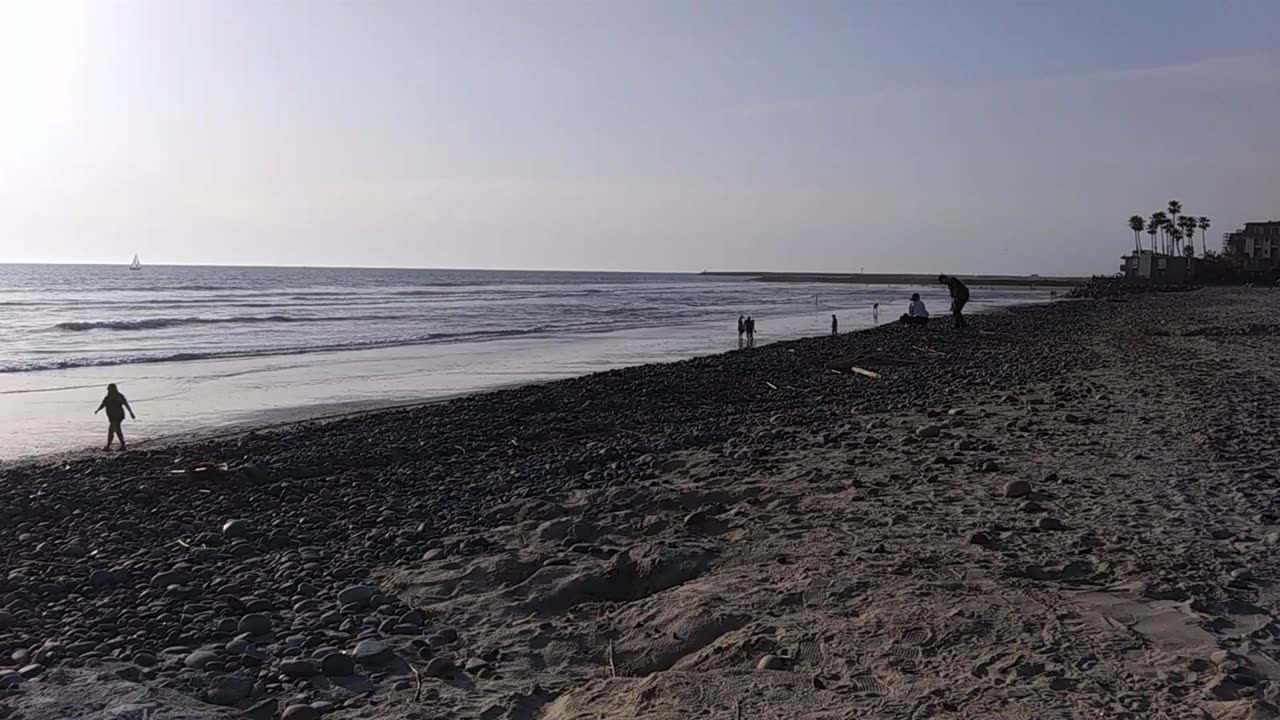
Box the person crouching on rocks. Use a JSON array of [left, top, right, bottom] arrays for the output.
[[899, 293, 929, 326], [95, 383, 136, 451]]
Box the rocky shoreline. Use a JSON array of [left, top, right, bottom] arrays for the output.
[[5, 289, 1280, 719]]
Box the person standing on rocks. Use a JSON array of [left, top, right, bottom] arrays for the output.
[[831, 314, 838, 335], [95, 383, 136, 451], [939, 274, 970, 329]]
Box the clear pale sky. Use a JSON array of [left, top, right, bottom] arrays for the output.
[[1, 1, 1277, 274]]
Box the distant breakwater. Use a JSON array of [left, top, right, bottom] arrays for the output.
[[700, 271, 1084, 288]]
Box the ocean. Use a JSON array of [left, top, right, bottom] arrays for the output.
[[0, 264, 1047, 459]]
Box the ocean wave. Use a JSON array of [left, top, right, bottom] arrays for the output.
[[1, 326, 555, 373], [53, 314, 409, 332]]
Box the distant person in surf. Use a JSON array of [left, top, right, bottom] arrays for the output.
[[872, 302, 880, 324], [831, 314, 838, 335], [95, 383, 136, 451], [737, 314, 745, 338], [899, 293, 929, 326], [938, 274, 970, 329], [745, 316, 755, 344]]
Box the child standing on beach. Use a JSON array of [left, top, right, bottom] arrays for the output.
[[95, 383, 136, 451]]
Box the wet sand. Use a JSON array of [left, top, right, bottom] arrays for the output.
[[4, 288, 1280, 719]]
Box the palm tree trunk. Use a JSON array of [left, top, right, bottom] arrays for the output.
[[1201, 229, 1207, 257]]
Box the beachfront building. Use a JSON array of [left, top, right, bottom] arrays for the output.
[[1120, 250, 1197, 282], [1223, 221, 1280, 271]]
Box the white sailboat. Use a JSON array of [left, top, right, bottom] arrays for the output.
[[129, 254, 141, 271]]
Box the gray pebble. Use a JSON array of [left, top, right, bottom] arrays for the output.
[[222, 519, 252, 539], [89, 569, 116, 588], [352, 639, 393, 665], [184, 650, 219, 669], [238, 613, 272, 635], [756, 655, 789, 671], [423, 656, 455, 677], [281, 704, 320, 720], [280, 659, 319, 678], [336, 585, 375, 608]]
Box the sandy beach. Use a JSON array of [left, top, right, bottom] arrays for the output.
[[4, 288, 1280, 719]]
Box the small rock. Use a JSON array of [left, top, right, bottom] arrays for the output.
[[280, 659, 320, 678], [149, 569, 190, 588], [281, 704, 320, 720], [916, 425, 942, 439], [1049, 676, 1078, 691], [0, 672, 23, 688], [423, 656, 455, 677], [238, 613, 272, 635], [1037, 517, 1068, 531], [428, 629, 458, 646], [968, 531, 993, 546], [1020, 501, 1045, 513], [184, 650, 219, 669], [0, 611, 12, 629], [222, 519, 252, 539], [320, 652, 356, 677], [1003, 480, 1032, 498], [337, 585, 375, 608], [205, 676, 255, 706], [17, 664, 44, 679], [1211, 529, 1234, 541], [244, 699, 279, 720], [353, 640, 393, 665], [464, 657, 490, 673], [115, 666, 142, 682], [89, 569, 116, 588], [757, 655, 789, 671]]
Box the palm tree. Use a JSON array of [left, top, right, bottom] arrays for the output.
[[1151, 212, 1168, 254], [1167, 200, 1183, 254], [1146, 223, 1158, 253], [1198, 216, 1211, 256], [1177, 216, 1196, 252], [1128, 215, 1145, 254]]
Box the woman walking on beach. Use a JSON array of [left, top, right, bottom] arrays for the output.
[[95, 383, 136, 451]]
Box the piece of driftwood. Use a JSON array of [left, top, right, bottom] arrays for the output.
[[849, 366, 881, 379], [764, 381, 778, 390], [826, 354, 917, 372]]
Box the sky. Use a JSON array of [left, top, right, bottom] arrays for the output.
[[1, 0, 1277, 275]]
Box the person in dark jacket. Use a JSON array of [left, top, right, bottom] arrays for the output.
[[831, 314, 838, 335], [737, 314, 745, 338], [938, 274, 970, 329], [95, 383, 136, 451]]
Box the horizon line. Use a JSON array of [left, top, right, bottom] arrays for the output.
[[0, 261, 1073, 277]]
